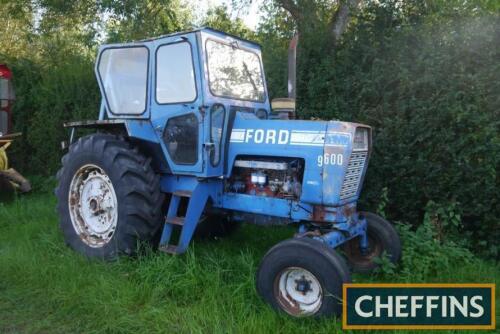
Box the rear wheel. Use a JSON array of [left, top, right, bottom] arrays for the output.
[[56, 134, 164, 260], [343, 212, 401, 273], [256, 237, 351, 318]]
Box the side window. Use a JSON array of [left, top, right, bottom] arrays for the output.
[[98, 47, 148, 115], [163, 113, 198, 165], [156, 42, 196, 104], [210, 104, 225, 166]]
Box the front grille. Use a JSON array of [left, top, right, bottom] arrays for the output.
[[340, 151, 368, 200]]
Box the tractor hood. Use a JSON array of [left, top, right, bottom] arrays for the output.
[[322, 121, 372, 206], [227, 113, 371, 207]]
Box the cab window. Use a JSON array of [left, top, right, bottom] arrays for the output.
[[206, 39, 265, 102], [156, 42, 196, 104], [98, 47, 148, 115]]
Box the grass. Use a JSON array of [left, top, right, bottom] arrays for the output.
[[0, 194, 498, 333]]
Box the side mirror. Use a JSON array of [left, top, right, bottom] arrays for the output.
[[271, 98, 296, 120]]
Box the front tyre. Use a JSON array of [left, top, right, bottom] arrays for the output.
[[256, 237, 351, 318], [56, 134, 164, 260], [343, 212, 401, 273]]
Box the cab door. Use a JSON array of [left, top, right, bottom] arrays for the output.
[[199, 30, 271, 177], [151, 35, 204, 174]]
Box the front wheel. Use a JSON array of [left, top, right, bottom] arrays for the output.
[[343, 212, 401, 273], [55, 134, 164, 260], [256, 237, 351, 318]]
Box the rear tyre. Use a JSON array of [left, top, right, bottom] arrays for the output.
[[343, 212, 401, 273], [256, 237, 351, 318], [55, 134, 164, 260]]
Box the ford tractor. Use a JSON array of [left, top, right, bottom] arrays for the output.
[[56, 28, 401, 318]]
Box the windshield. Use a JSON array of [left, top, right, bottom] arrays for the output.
[[206, 40, 265, 102]]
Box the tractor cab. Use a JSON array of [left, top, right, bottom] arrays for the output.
[[95, 28, 270, 177]]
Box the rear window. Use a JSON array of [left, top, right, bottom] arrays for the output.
[[98, 47, 148, 115]]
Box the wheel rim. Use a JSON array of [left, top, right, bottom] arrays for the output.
[[344, 233, 383, 266], [68, 164, 118, 248], [274, 267, 323, 317]]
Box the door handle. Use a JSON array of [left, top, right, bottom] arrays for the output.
[[204, 142, 215, 151]]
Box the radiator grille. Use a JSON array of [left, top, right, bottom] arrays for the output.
[[340, 151, 368, 200]]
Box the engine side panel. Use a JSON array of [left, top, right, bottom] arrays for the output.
[[226, 113, 327, 205]]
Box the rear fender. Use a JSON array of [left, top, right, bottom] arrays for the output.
[[62, 119, 170, 173]]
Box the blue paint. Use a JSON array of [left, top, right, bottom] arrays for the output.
[[314, 214, 368, 249], [92, 28, 371, 254]]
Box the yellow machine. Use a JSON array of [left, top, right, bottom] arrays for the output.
[[1, 64, 30, 197], [0, 133, 31, 195]]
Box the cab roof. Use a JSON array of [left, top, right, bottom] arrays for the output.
[[104, 27, 261, 48]]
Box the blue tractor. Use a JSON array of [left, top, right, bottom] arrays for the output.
[[56, 28, 401, 318]]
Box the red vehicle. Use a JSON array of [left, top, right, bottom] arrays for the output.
[[0, 64, 15, 135]]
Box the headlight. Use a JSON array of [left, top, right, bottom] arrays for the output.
[[353, 127, 369, 151]]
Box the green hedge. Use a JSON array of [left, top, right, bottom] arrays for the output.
[[7, 52, 100, 173], [292, 7, 499, 258]]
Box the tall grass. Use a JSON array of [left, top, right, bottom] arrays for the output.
[[0, 194, 498, 333]]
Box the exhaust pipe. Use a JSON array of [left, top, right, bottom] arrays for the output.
[[288, 34, 298, 99], [270, 34, 299, 120]]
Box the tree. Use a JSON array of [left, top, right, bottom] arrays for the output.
[[274, 0, 361, 49], [202, 5, 255, 39], [102, 0, 192, 42]]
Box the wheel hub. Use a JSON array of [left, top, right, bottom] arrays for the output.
[[345, 234, 381, 263], [275, 267, 323, 316], [295, 275, 313, 295], [68, 164, 118, 248]]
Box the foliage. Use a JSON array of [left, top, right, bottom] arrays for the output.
[[260, 0, 499, 258], [395, 220, 476, 282], [375, 201, 476, 279], [350, 6, 499, 258], [103, 0, 192, 42], [202, 5, 256, 40]]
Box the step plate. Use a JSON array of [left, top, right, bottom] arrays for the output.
[[166, 216, 185, 226], [159, 244, 179, 255], [172, 190, 192, 197]]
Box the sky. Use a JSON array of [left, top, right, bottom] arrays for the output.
[[187, 0, 265, 30]]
